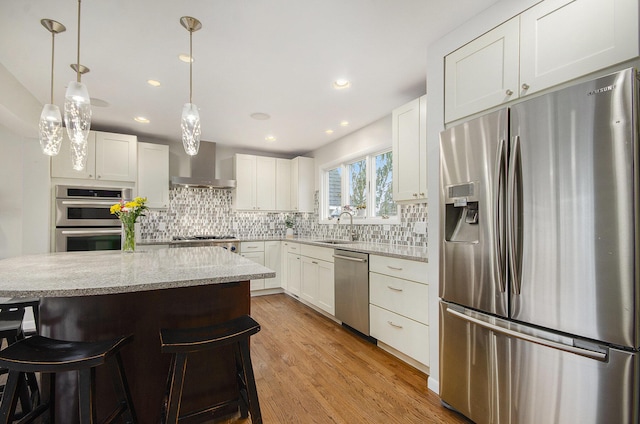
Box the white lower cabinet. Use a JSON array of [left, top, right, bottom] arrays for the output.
[[287, 252, 302, 296], [369, 255, 429, 367], [300, 256, 335, 315], [264, 241, 281, 289], [240, 241, 265, 291]]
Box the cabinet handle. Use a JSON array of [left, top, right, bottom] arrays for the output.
[[387, 265, 403, 271], [522, 83, 530, 90], [89, 174, 93, 178], [246, 246, 258, 249], [412, 193, 418, 197], [387, 321, 403, 329], [387, 286, 403, 292], [96, 175, 101, 179], [419, 192, 425, 196], [505, 89, 513, 96], [312, 261, 318, 264]]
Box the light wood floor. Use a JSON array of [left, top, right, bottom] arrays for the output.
[[219, 294, 469, 424]]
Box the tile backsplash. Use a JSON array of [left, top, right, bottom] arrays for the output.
[[139, 187, 428, 247]]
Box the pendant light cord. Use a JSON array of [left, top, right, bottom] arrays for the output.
[[50, 31, 55, 104], [189, 29, 193, 104], [76, 0, 81, 83]]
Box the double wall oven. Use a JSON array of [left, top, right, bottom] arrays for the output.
[[54, 185, 132, 252]]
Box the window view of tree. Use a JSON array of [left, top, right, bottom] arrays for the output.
[[323, 149, 397, 221], [327, 167, 342, 218], [348, 159, 367, 210], [374, 151, 397, 217]]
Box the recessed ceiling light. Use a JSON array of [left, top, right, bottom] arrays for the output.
[[147, 79, 161, 87], [250, 112, 271, 120], [333, 79, 351, 89], [178, 54, 193, 63], [325, 129, 334, 135], [134, 116, 150, 123], [340, 120, 349, 127], [265, 135, 276, 142]]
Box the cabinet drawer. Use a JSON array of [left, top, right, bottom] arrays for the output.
[[300, 244, 334, 262], [240, 241, 264, 252], [370, 304, 429, 366], [369, 255, 427, 283], [283, 242, 300, 254], [369, 273, 428, 324]]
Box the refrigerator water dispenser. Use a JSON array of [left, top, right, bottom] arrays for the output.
[[444, 182, 479, 243]]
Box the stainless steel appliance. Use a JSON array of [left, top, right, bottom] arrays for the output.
[[54, 185, 132, 252], [439, 68, 640, 424], [170, 235, 239, 253], [333, 249, 369, 335]]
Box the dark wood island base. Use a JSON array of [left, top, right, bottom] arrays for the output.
[[39, 280, 250, 424]]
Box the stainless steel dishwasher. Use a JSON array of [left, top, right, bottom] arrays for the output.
[[333, 249, 370, 336]]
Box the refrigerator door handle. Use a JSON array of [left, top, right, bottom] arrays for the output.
[[494, 138, 506, 292], [446, 308, 607, 361], [508, 135, 522, 295]]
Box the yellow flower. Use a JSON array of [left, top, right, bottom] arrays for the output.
[[110, 204, 122, 214]]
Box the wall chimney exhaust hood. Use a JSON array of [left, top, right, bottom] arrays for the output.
[[170, 141, 236, 189]]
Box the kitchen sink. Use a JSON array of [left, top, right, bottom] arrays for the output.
[[312, 240, 352, 245]]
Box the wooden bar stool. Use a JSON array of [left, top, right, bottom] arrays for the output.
[[0, 310, 39, 418], [0, 334, 137, 424], [0, 298, 40, 334], [160, 315, 262, 424]]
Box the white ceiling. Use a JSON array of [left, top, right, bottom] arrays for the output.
[[0, 0, 498, 156]]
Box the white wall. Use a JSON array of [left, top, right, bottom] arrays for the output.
[[311, 115, 392, 189], [424, 0, 540, 394], [0, 124, 50, 259]]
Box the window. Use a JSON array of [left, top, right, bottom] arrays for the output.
[[322, 149, 397, 222]]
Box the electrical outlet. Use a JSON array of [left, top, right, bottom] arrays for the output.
[[414, 222, 427, 234], [383, 224, 390, 231], [232, 222, 238, 230], [158, 222, 166, 231], [270, 222, 275, 230]]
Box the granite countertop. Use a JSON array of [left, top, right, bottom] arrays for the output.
[[235, 236, 428, 262], [0, 246, 275, 298]]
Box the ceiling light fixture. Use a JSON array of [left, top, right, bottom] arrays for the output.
[[250, 112, 271, 120], [134, 117, 150, 123], [178, 54, 193, 63], [180, 16, 202, 156], [333, 79, 351, 89], [147, 79, 161, 87], [340, 120, 349, 127], [38, 19, 66, 156], [64, 0, 92, 171], [265, 135, 276, 142], [325, 129, 334, 135]]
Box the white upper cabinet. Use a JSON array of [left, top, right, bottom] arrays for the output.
[[520, 0, 639, 94], [235, 154, 276, 211], [392, 95, 427, 203], [51, 131, 137, 182], [445, 17, 520, 123], [291, 156, 314, 213], [137, 142, 169, 209], [445, 0, 639, 123], [275, 158, 292, 211]]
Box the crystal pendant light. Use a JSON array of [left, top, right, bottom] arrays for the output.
[[64, 0, 92, 171], [180, 16, 202, 156], [39, 19, 66, 156]]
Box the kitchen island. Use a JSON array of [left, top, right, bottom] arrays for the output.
[[0, 246, 274, 423]]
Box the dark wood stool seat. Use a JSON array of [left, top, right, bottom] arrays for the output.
[[0, 334, 137, 424], [160, 315, 262, 423]]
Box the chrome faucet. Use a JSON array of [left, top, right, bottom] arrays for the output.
[[337, 211, 356, 241]]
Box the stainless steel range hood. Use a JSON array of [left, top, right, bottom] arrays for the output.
[[170, 141, 236, 189]]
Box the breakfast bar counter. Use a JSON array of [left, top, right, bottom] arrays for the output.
[[0, 247, 274, 423]]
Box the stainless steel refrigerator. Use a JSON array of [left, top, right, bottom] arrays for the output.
[[439, 67, 639, 424]]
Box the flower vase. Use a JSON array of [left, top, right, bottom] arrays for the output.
[[122, 221, 136, 252], [286, 228, 294, 239]]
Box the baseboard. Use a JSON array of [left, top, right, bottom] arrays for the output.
[[427, 375, 440, 395]]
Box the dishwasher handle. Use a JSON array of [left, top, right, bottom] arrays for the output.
[[332, 254, 367, 263]]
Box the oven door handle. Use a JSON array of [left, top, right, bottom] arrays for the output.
[[59, 229, 122, 235], [59, 200, 118, 206]]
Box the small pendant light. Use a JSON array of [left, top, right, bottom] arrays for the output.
[[180, 16, 202, 156], [64, 0, 92, 171], [39, 19, 66, 156]]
